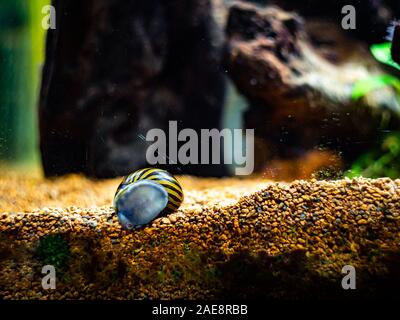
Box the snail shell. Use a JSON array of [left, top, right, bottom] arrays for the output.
[[114, 168, 184, 229]]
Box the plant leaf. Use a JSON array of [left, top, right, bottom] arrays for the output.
[[370, 42, 400, 71], [351, 74, 400, 100]]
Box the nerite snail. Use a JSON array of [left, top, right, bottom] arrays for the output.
[[113, 168, 184, 230]]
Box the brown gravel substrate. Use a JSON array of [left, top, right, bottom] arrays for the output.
[[0, 174, 400, 300]]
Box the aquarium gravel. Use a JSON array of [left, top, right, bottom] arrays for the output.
[[0, 175, 399, 299]]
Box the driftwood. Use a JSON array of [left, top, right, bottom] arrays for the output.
[[39, 0, 226, 178], [225, 3, 400, 171], [39, 0, 400, 178]]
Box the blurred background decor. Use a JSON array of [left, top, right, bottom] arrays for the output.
[[1, 0, 400, 179], [0, 0, 48, 170]]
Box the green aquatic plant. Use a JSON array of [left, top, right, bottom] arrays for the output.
[[347, 132, 400, 179], [349, 36, 400, 178], [370, 42, 400, 71], [171, 267, 183, 282], [351, 42, 400, 102], [157, 266, 166, 282], [36, 234, 70, 270], [351, 74, 400, 101]]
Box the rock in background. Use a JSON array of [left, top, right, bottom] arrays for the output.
[[39, 0, 226, 178], [225, 2, 400, 173]]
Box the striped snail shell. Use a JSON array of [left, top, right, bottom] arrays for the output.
[[113, 168, 184, 230]]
